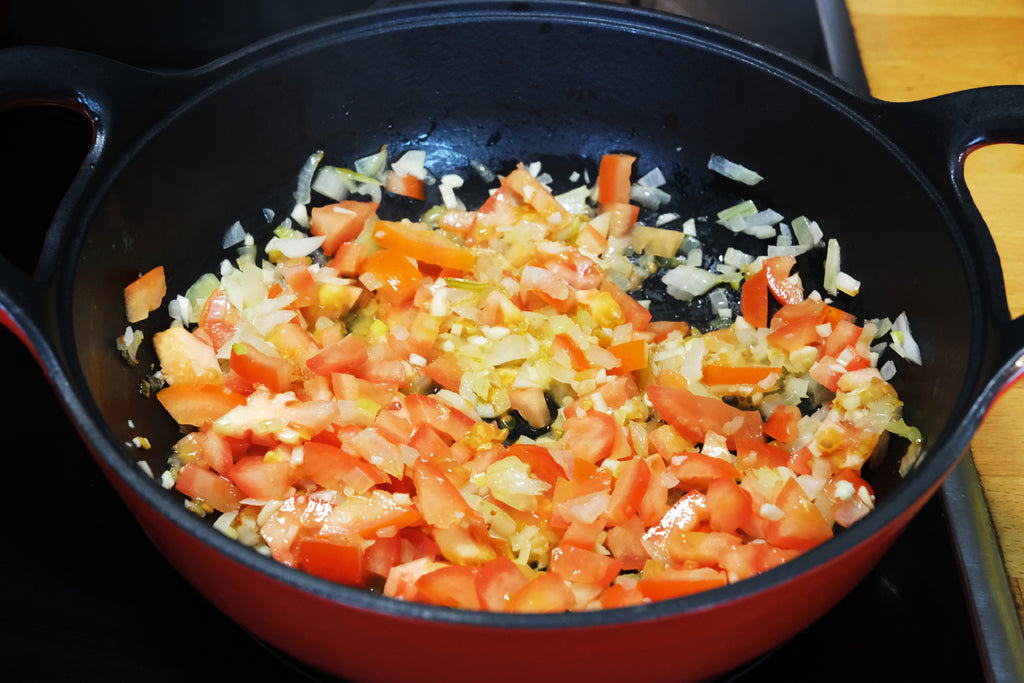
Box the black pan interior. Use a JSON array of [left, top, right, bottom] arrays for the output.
[[67, 3, 973, 536]]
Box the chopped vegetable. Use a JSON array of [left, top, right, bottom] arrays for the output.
[[135, 148, 922, 613], [124, 266, 167, 323]]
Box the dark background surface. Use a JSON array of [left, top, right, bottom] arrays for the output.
[[0, 2, 986, 681]]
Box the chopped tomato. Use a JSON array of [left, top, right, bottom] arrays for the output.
[[296, 539, 366, 587], [230, 342, 292, 393], [198, 289, 238, 351], [636, 561, 728, 600], [608, 338, 647, 373], [601, 202, 641, 238], [701, 364, 779, 387], [597, 153, 635, 205], [322, 489, 422, 540], [705, 477, 756, 535], [306, 334, 369, 376], [740, 266, 768, 328], [767, 317, 823, 353], [765, 404, 801, 443], [562, 410, 618, 464], [604, 457, 651, 526], [669, 452, 740, 492], [763, 255, 804, 305], [412, 460, 477, 528], [647, 383, 763, 448], [549, 545, 623, 586], [153, 326, 223, 386], [175, 463, 244, 512], [230, 454, 294, 500], [383, 170, 426, 200], [599, 278, 652, 331], [301, 441, 389, 493], [124, 265, 166, 323], [156, 383, 247, 427], [415, 565, 481, 609], [372, 220, 474, 272], [358, 249, 423, 305], [311, 200, 378, 256], [475, 556, 532, 612], [762, 477, 833, 550], [509, 572, 576, 613], [500, 163, 568, 221]]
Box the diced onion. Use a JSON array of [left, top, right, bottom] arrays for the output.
[[293, 150, 324, 206], [662, 264, 720, 301], [708, 154, 764, 186], [222, 220, 246, 249], [890, 312, 922, 365]]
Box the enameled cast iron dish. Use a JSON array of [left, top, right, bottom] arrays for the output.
[[3, 2, 1024, 681]]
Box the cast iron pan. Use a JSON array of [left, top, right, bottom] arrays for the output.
[[1, 2, 1023, 681]]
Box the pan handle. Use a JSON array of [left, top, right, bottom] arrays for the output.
[[874, 86, 1024, 400], [0, 47, 192, 346]]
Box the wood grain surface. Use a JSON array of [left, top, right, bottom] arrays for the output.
[[846, 0, 1024, 625]]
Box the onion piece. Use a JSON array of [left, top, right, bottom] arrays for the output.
[[293, 150, 324, 207], [662, 264, 720, 301], [222, 220, 247, 249], [823, 238, 841, 295], [889, 312, 922, 365], [708, 154, 764, 186]]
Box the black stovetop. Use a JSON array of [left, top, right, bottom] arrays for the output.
[[0, 1, 1002, 681]]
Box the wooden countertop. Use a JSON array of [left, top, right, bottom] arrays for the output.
[[845, 0, 1024, 626]]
